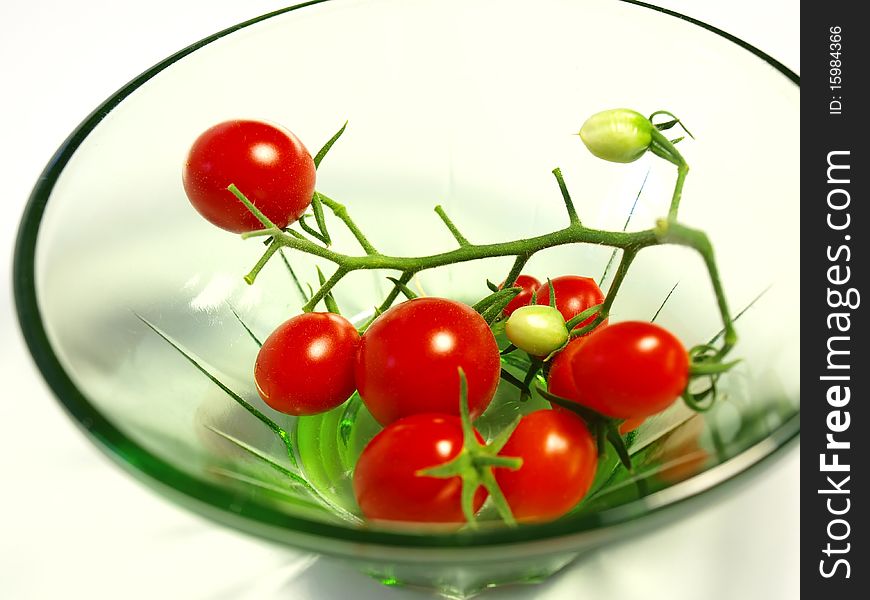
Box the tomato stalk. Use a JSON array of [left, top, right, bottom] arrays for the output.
[[538, 388, 632, 470], [434, 205, 471, 247], [551, 167, 581, 226], [232, 111, 738, 380]]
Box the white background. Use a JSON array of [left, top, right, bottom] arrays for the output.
[[0, 2, 798, 599]]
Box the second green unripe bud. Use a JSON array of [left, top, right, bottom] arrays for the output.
[[505, 305, 569, 357]]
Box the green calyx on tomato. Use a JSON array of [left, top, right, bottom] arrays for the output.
[[353, 413, 489, 524], [417, 369, 523, 527]]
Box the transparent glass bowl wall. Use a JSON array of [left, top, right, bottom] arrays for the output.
[[16, 0, 799, 596]]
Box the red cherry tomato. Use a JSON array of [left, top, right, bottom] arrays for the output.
[[254, 312, 359, 416], [501, 274, 542, 316], [356, 297, 501, 425], [535, 275, 606, 331], [548, 336, 647, 432], [183, 120, 316, 233], [495, 409, 597, 523], [568, 321, 689, 419], [353, 414, 487, 523]]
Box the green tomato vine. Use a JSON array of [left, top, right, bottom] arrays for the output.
[[232, 110, 736, 382]]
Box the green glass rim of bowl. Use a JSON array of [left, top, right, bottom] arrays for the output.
[[13, 0, 800, 551]]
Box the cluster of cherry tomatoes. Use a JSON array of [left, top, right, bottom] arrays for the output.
[[253, 273, 688, 525], [182, 119, 692, 526]]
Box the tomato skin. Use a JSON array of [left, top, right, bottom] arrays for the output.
[[502, 274, 542, 316], [356, 297, 501, 425], [353, 414, 487, 523], [547, 336, 586, 400], [495, 409, 597, 523], [569, 321, 689, 419], [183, 120, 316, 233], [619, 416, 645, 435], [254, 313, 359, 416], [535, 275, 606, 331]]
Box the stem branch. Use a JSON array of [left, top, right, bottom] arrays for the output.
[[434, 205, 471, 247], [552, 167, 581, 225]]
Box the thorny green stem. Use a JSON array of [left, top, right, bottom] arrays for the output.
[[552, 167, 581, 226], [302, 266, 347, 312], [434, 205, 471, 247], [244, 241, 281, 285], [503, 253, 531, 289], [233, 131, 736, 364], [298, 214, 329, 245], [654, 219, 737, 358], [569, 249, 638, 339], [278, 249, 309, 301], [648, 128, 689, 222], [317, 266, 342, 314], [668, 164, 689, 222], [358, 270, 417, 331], [318, 193, 378, 255], [310, 193, 331, 245], [385, 276, 418, 300], [253, 223, 657, 273]]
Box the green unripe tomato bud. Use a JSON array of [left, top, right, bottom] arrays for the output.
[[505, 305, 569, 357], [579, 109, 654, 163]]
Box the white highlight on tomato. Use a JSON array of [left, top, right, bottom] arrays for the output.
[[307, 338, 329, 360], [638, 335, 660, 352], [251, 142, 279, 164], [432, 331, 456, 353], [435, 439, 454, 457], [545, 431, 569, 454]]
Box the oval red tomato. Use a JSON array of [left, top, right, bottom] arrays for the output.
[[254, 312, 359, 416], [568, 321, 689, 419], [356, 297, 501, 425], [535, 275, 605, 331], [183, 120, 316, 233], [353, 414, 487, 523], [502, 274, 542, 316], [495, 409, 597, 522]]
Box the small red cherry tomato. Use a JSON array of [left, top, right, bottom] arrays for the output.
[[501, 274, 542, 316], [254, 312, 359, 416], [535, 275, 605, 331], [495, 409, 597, 523], [183, 120, 316, 233], [353, 414, 487, 523], [568, 321, 689, 419], [356, 297, 501, 425]]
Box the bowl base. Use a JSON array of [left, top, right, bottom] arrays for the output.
[[352, 552, 578, 598]]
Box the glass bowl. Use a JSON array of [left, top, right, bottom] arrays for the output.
[[14, 0, 799, 597]]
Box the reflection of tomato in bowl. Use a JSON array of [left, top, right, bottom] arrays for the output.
[[14, 0, 799, 597]]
